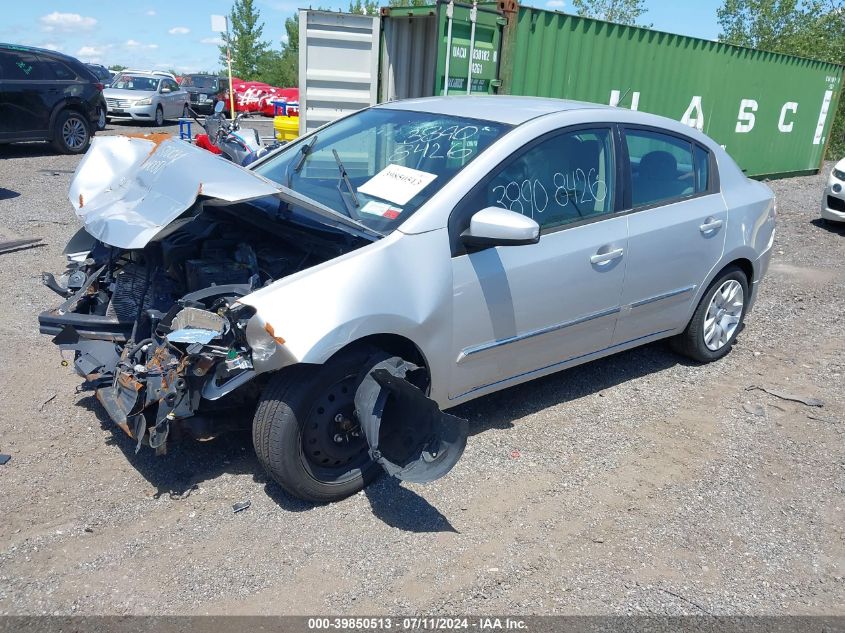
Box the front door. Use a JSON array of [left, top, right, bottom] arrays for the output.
[[613, 127, 727, 343], [449, 126, 628, 401]]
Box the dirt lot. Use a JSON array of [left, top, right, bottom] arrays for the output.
[[0, 123, 843, 616]]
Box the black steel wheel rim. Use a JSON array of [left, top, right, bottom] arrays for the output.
[[300, 374, 370, 483]]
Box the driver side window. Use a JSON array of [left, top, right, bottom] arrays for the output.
[[467, 127, 615, 232]]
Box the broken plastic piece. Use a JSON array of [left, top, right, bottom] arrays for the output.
[[166, 328, 220, 344], [232, 500, 251, 513], [0, 454, 10, 465], [354, 356, 468, 484]]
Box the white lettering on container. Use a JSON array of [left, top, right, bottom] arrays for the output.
[[681, 96, 705, 131], [778, 102, 798, 133], [736, 99, 758, 133]]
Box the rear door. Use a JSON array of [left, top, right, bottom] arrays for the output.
[[613, 127, 726, 344], [449, 126, 627, 400]]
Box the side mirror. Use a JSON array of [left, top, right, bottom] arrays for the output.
[[460, 207, 540, 248], [214, 100, 225, 114], [160, 87, 171, 94]]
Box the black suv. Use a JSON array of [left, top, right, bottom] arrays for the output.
[[179, 73, 229, 114], [0, 44, 106, 154]]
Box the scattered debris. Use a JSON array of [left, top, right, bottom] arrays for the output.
[[807, 413, 838, 423], [658, 587, 711, 614], [742, 403, 765, 417], [232, 500, 251, 513], [746, 385, 823, 407], [39, 393, 57, 412], [510, 449, 521, 459], [84, 527, 94, 533], [0, 238, 43, 255], [0, 454, 11, 466]]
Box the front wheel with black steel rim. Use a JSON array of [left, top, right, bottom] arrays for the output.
[[670, 265, 749, 363], [154, 105, 164, 126], [253, 348, 381, 502], [52, 109, 91, 154]]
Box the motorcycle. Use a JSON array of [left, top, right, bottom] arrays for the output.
[[187, 101, 280, 167]]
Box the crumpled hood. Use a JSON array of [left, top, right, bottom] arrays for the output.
[[69, 135, 285, 249]]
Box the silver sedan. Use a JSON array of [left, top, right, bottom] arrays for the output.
[[40, 96, 776, 502]]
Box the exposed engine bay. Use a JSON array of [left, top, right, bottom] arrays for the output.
[[40, 201, 365, 452]]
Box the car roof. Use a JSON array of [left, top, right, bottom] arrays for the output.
[[0, 43, 79, 64], [376, 95, 614, 125]]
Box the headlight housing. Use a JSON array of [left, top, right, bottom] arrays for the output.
[[833, 168, 845, 181], [135, 97, 152, 106]]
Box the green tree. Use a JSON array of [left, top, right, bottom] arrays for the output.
[[255, 14, 299, 87], [717, 0, 845, 158], [219, 0, 269, 79], [349, 0, 379, 13], [570, 0, 650, 26], [110, 64, 127, 71]]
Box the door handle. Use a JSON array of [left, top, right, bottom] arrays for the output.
[[699, 218, 723, 233], [590, 248, 624, 265]]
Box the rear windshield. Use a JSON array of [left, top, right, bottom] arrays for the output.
[[111, 75, 158, 91]]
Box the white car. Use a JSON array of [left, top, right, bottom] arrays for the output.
[[822, 157, 845, 224], [104, 71, 188, 126]]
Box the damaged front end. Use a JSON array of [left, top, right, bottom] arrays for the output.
[[39, 133, 469, 491]]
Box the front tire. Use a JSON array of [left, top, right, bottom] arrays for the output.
[[153, 105, 164, 126], [51, 109, 91, 154], [253, 348, 381, 503], [671, 265, 749, 362]]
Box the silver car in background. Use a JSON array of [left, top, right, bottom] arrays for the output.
[[821, 157, 845, 224], [39, 96, 776, 503], [104, 71, 188, 126]]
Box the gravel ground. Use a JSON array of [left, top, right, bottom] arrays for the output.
[[0, 124, 843, 615]]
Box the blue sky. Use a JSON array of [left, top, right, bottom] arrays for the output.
[[1, 0, 723, 73]]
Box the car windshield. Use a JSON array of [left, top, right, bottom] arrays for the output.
[[181, 75, 218, 89], [111, 75, 158, 91], [255, 108, 510, 234]]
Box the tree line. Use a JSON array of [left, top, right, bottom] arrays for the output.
[[221, 0, 843, 157]]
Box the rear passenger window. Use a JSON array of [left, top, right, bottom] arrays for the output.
[[44, 59, 77, 80], [466, 128, 615, 231], [625, 129, 696, 207]]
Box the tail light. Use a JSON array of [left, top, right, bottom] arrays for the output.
[[95, 82, 104, 91]]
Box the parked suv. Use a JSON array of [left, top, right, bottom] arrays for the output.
[[179, 73, 229, 114], [104, 71, 188, 126], [0, 44, 106, 154]]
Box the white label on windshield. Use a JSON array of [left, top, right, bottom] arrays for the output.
[[358, 164, 437, 206]]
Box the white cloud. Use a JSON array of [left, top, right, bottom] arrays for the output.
[[76, 45, 107, 61], [146, 9, 157, 16], [200, 36, 223, 45], [546, 0, 565, 6], [42, 42, 61, 51], [125, 39, 159, 50], [40, 12, 97, 32], [168, 26, 190, 35]]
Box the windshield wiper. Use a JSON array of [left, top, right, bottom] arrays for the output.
[[285, 134, 318, 188], [333, 149, 360, 211]]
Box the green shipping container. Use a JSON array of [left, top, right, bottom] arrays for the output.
[[300, 2, 843, 176], [500, 6, 844, 177]]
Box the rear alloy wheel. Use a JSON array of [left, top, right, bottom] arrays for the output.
[[154, 106, 164, 126], [52, 110, 90, 154], [671, 265, 748, 362]]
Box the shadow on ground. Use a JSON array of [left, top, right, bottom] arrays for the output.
[[811, 217, 845, 235], [75, 339, 688, 530]]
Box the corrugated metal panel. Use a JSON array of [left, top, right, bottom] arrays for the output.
[[380, 10, 439, 101], [501, 7, 844, 177], [435, 3, 503, 95], [298, 10, 381, 135]]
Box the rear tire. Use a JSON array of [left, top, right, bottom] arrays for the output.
[[51, 109, 91, 154], [670, 265, 748, 363], [253, 348, 382, 503]]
